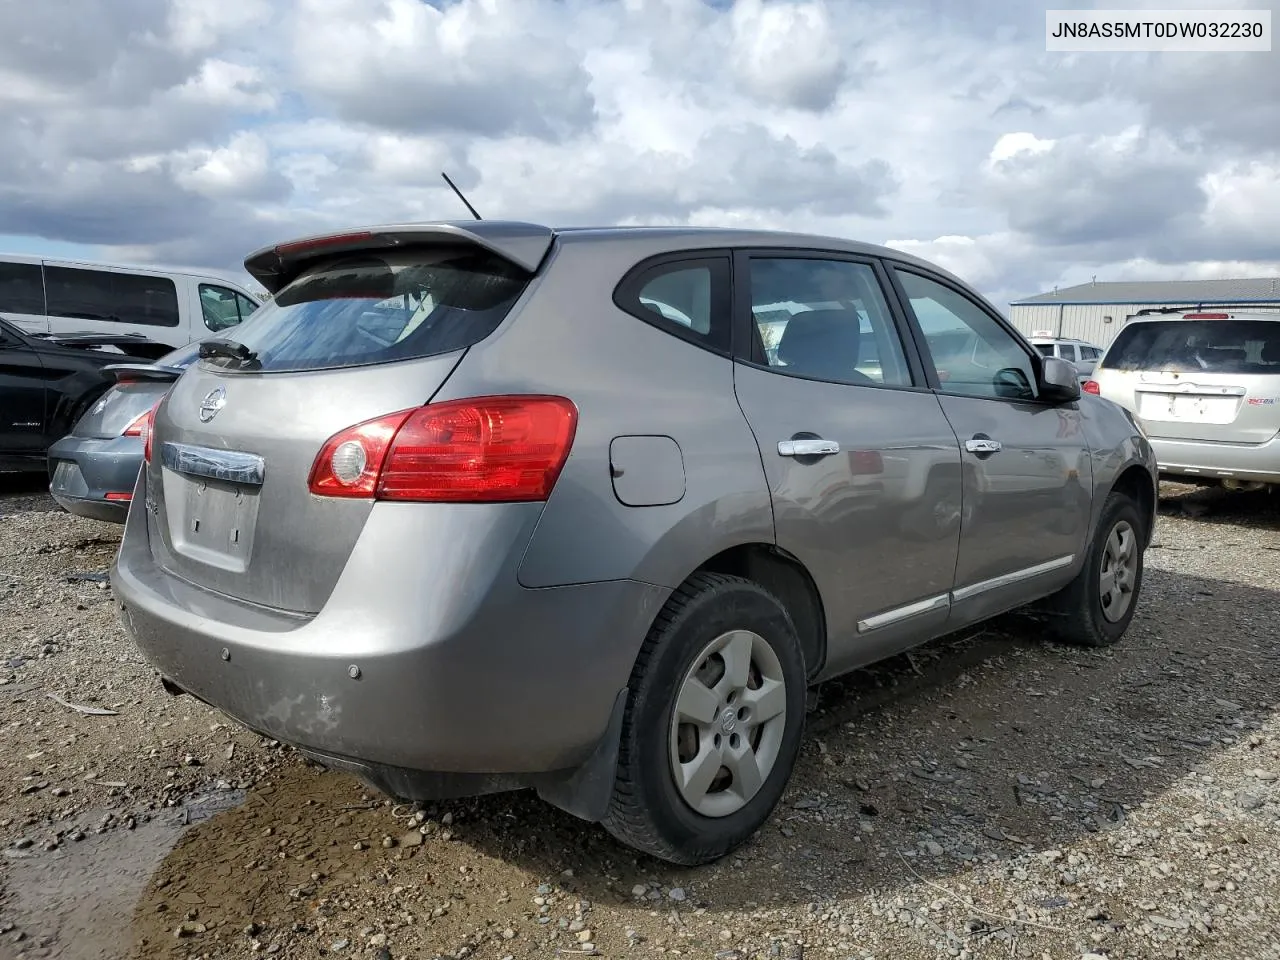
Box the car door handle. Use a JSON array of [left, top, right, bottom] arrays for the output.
[[778, 438, 841, 457], [965, 437, 1002, 454]]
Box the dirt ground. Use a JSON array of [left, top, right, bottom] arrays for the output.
[[3, 473, 1280, 960]]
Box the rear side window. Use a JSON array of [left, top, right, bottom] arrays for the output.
[[45, 267, 180, 328], [0, 262, 44, 314], [614, 256, 731, 353], [1102, 319, 1280, 374], [216, 247, 530, 373]]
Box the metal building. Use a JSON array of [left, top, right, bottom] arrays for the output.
[[1008, 278, 1280, 348]]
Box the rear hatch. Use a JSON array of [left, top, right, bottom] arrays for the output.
[[1096, 317, 1280, 443], [71, 346, 201, 439], [142, 233, 544, 614]]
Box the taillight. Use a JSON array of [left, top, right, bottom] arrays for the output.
[[121, 410, 149, 437], [140, 400, 162, 463], [308, 396, 579, 503], [1083, 380, 1101, 395], [1183, 313, 1230, 319]]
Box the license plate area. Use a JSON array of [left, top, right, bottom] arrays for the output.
[[1137, 391, 1239, 424], [159, 442, 265, 573], [51, 460, 89, 498]]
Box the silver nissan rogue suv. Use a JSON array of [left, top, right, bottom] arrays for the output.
[[112, 221, 1157, 865]]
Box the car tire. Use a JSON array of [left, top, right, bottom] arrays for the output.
[[603, 572, 807, 866], [1042, 490, 1145, 647]]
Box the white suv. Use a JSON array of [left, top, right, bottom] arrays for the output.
[[1087, 311, 1280, 489], [1029, 334, 1104, 378]]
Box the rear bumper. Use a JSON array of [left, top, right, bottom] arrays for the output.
[[1150, 435, 1280, 485], [110, 472, 665, 786], [47, 434, 142, 523]]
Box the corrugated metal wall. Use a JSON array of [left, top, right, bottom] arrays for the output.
[[1010, 302, 1280, 347]]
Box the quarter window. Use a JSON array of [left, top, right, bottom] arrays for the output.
[[0, 262, 45, 315], [614, 256, 731, 352], [45, 266, 180, 328], [896, 270, 1037, 401], [748, 257, 912, 387]]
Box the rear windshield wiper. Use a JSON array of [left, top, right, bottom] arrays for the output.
[[199, 338, 259, 365]]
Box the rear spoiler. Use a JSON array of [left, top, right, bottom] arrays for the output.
[[29, 331, 171, 362], [1130, 304, 1277, 317], [243, 220, 557, 294], [101, 362, 188, 384]]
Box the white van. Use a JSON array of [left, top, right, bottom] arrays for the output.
[[0, 254, 264, 350]]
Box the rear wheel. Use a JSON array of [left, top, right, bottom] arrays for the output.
[[1042, 490, 1145, 647], [603, 572, 807, 865]]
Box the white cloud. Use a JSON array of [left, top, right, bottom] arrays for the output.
[[0, 0, 1273, 304], [172, 131, 288, 201], [730, 0, 848, 111]]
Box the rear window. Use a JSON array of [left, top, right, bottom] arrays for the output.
[[1102, 319, 1280, 375], [211, 248, 530, 373]]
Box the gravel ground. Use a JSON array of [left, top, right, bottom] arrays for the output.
[[2, 480, 1279, 960]]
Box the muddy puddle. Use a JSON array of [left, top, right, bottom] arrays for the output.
[[1, 790, 245, 960]]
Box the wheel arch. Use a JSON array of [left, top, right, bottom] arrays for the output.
[[681, 542, 827, 681]]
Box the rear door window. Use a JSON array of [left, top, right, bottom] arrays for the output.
[[211, 247, 531, 373], [1103, 320, 1280, 374], [746, 257, 913, 387], [0, 262, 45, 314], [45, 267, 180, 327]]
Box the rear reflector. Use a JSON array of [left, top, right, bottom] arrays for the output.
[[1183, 313, 1230, 319], [1083, 380, 1101, 395], [104, 492, 132, 502], [309, 396, 579, 503]]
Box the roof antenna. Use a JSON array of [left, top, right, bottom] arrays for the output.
[[441, 171, 482, 221]]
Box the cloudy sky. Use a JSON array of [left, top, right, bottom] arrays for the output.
[[2, 0, 1277, 307]]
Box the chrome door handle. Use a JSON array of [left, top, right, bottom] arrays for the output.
[[778, 439, 841, 457], [965, 438, 1002, 454]]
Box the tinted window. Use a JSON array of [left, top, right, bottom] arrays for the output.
[[637, 266, 712, 334], [748, 258, 911, 387], [1082, 346, 1101, 360], [0, 262, 44, 314], [615, 257, 730, 351], [214, 247, 529, 373], [897, 270, 1037, 401], [1102, 319, 1280, 374], [199, 283, 255, 332], [1035, 343, 1055, 357], [45, 267, 179, 327]]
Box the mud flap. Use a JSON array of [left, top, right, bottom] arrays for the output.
[[534, 687, 628, 823]]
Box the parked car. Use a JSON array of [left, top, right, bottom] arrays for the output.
[[1, 315, 165, 472], [47, 342, 199, 522], [1086, 310, 1280, 490], [0, 254, 262, 349], [1029, 333, 1105, 378], [112, 221, 1158, 866]]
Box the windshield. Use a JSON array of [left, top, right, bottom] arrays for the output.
[[1101, 319, 1280, 374], [203, 247, 529, 373]]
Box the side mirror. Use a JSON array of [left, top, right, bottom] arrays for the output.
[[1039, 356, 1081, 403]]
